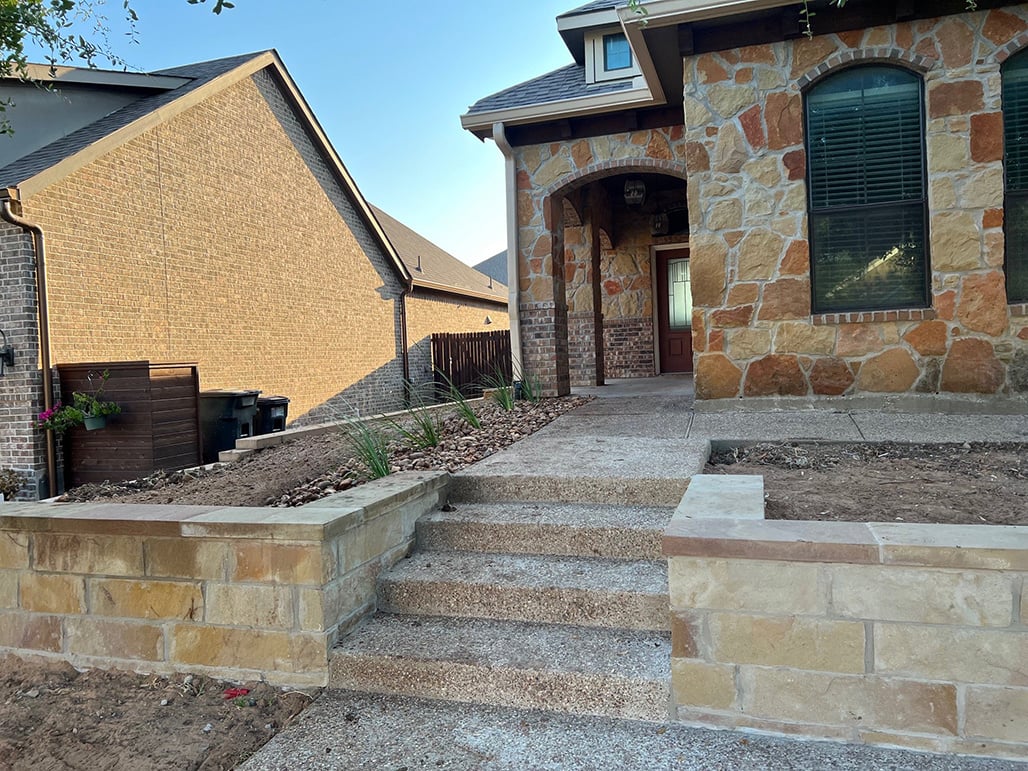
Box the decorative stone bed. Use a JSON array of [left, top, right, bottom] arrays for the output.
[[0, 471, 447, 686], [666, 474, 1028, 761]]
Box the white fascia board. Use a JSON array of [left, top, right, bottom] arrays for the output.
[[461, 80, 656, 132], [619, 0, 795, 27], [19, 63, 189, 90], [557, 8, 623, 31]]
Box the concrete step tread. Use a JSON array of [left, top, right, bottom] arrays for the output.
[[417, 502, 674, 559], [381, 550, 669, 596], [333, 613, 671, 681], [421, 501, 674, 530]]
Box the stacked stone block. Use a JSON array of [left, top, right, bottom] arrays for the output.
[[684, 8, 1028, 399], [0, 472, 447, 685], [665, 479, 1028, 760]]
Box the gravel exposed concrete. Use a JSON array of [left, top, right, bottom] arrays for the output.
[[416, 501, 673, 559], [379, 550, 669, 630], [330, 615, 670, 720], [243, 691, 1025, 771]]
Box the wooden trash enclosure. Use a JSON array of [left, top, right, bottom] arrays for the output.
[[431, 330, 512, 396], [56, 361, 202, 488]]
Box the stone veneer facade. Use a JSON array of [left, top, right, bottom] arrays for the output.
[[685, 6, 1028, 399], [514, 128, 688, 391]]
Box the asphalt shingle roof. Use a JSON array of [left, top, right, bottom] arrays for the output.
[[371, 206, 507, 304], [466, 62, 635, 115], [473, 251, 508, 288], [0, 52, 263, 190], [558, 0, 625, 18]]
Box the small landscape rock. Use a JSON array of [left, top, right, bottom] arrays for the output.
[[202, 723, 213, 733]]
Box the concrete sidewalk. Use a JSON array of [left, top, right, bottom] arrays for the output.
[[451, 375, 1028, 506], [244, 691, 1024, 770]]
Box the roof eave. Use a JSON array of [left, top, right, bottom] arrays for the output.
[[461, 81, 658, 136], [411, 278, 509, 306], [617, 0, 796, 27]]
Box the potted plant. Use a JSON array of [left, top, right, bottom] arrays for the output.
[[36, 369, 121, 433], [71, 369, 121, 430]]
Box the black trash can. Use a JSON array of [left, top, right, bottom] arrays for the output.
[[199, 389, 261, 463], [255, 396, 290, 435]]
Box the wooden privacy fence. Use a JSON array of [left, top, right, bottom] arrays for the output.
[[56, 361, 202, 488], [431, 330, 512, 396]]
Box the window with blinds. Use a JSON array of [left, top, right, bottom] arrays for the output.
[[805, 66, 929, 313], [1003, 52, 1028, 303]]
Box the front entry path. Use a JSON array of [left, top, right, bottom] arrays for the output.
[[244, 377, 1026, 770]]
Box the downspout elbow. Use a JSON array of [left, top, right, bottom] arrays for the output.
[[1, 194, 57, 499]]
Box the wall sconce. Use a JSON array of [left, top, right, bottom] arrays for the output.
[[624, 179, 646, 207], [484, 315, 493, 325], [0, 329, 14, 376]]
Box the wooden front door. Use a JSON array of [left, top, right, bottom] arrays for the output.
[[656, 249, 693, 373]]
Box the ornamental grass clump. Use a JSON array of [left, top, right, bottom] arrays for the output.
[[343, 418, 391, 480], [436, 371, 482, 429], [481, 367, 515, 411], [390, 404, 442, 449]]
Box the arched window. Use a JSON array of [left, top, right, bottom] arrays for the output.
[[805, 66, 928, 314], [1003, 51, 1028, 303]]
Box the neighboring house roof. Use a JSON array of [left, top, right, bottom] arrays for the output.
[[474, 251, 508, 288], [371, 205, 508, 306], [0, 51, 411, 287], [465, 63, 636, 116]]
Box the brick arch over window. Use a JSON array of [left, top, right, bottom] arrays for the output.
[[995, 30, 1028, 64], [796, 47, 937, 92], [541, 158, 688, 202]]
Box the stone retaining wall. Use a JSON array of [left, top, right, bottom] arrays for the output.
[[0, 471, 447, 685], [665, 475, 1028, 760]]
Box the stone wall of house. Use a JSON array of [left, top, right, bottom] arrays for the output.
[[24, 70, 407, 430], [404, 290, 509, 400], [685, 7, 1028, 400], [0, 223, 52, 499], [514, 127, 687, 393]]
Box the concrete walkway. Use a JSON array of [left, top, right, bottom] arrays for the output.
[[244, 378, 1028, 770], [451, 375, 1028, 507]]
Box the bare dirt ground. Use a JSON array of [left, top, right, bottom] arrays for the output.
[[59, 397, 588, 508], [0, 656, 317, 771], [707, 442, 1028, 526]]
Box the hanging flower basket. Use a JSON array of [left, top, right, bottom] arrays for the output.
[[83, 415, 107, 431]]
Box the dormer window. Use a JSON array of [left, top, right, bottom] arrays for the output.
[[603, 33, 632, 71], [585, 27, 641, 84]]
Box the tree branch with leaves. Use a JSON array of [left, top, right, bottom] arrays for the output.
[[0, 0, 234, 133]]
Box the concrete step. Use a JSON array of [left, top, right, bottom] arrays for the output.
[[330, 614, 671, 722], [377, 550, 670, 631], [416, 502, 673, 560]]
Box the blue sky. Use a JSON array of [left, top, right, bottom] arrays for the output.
[[25, 0, 584, 266]]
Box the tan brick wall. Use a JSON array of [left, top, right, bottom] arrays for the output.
[[405, 290, 509, 394], [665, 496, 1028, 760], [24, 70, 406, 422]]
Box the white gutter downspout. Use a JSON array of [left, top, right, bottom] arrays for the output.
[[493, 121, 523, 372]]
